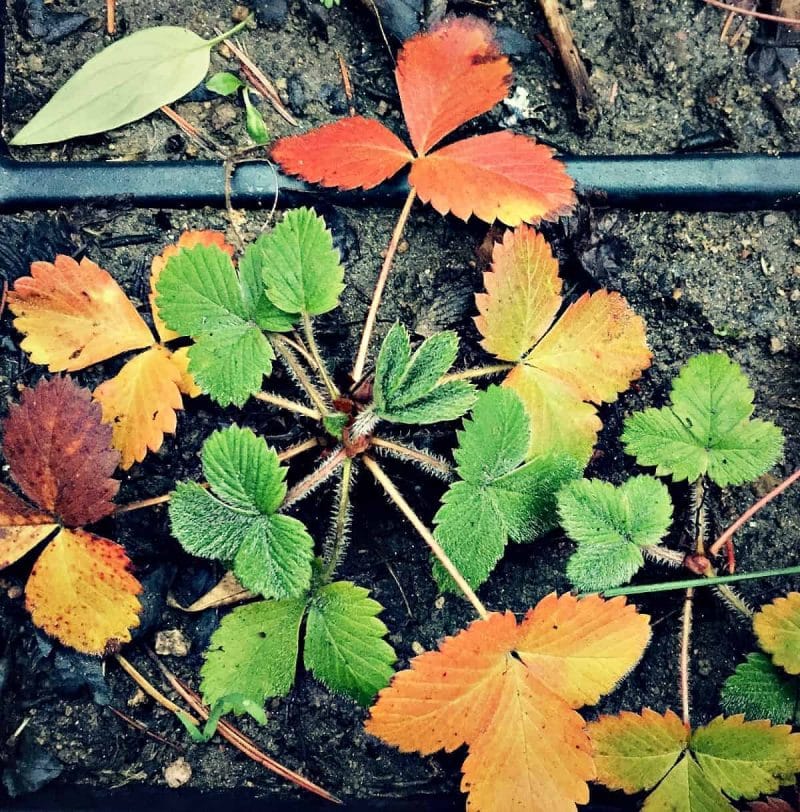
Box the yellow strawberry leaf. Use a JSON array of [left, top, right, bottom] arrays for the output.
[[25, 527, 142, 655], [169, 345, 202, 398], [754, 592, 800, 675], [8, 255, 153, 371], [475, 226, 651, 464], [0, 484, 58, 570], [93, 345, 184, 470]]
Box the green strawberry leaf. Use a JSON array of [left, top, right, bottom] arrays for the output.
[[239, 241, 298, 332], [721, 653, 800, 726], [257, 207, 344, 316], [200, 598, 306, 707], [169, 426, 314, 599], [372, 323, 475, 425], [303, 580, 396, 706], [558, 475, 673, 592], [622, 353, 784, 486], [433, 386, 581, 591]]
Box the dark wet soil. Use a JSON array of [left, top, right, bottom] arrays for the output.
[[1, 0, 799, 808]]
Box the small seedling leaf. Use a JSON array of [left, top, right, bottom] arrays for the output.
[[395, 17, 510, 156], [558, 475, 673, 592], [434, 386, 581, 590], [206, 71, 245, 96], [589, 710, 800, 808], [258, 208, 344, 316], [93, 345, 184, 470], [169, 427, 313, 599], [622, 353, 784, 486], [201, 598, 306, 707], [8, 256, 153, 372], [754, 592, 800, 675], [476, 226, 651, 463], [25, 528, 142, 654], [366, 593, 650, 812], [11, 27, 213, 146], [372, 323, 475, 425], [244, 90, 269, 145], [721, 653, 800, 725], [3, 377, 120, 527], [304, 581, 396, 706]]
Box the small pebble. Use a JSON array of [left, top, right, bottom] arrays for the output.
[[6, 585, 23, 600], [232, 4, 251, 21], [410, 641, 425, 655], [128, 688, 148, 708], [434, 596, 445, 610], [790, 289, 800, 302], [376, 100, 390, 116], [396, 240, 409, 255], [763, 213, 779, 227], [154, 629, 191, 657], [770, 336, 786, 354], [164, 757, 192, 789]]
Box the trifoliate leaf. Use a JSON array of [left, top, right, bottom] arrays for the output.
[[257, 208, 344, 316], [372, 323, 475, 425], [201, 598, 306, 706], [169, 427, 314, 599], [433, 386, 581, 591], [155, 243, 278, 407], [304, 581, 396, 705], [622, 353, 784, 487], [558, 475, 673, 592], [721, 653, 800, 725], [475, 226, 651, 463], [589, 710, 800, 809], [754, 592, 800, 675]]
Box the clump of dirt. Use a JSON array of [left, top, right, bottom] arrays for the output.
[[1, 0, 799, 808]]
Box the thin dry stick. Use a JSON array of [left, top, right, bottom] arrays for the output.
[[106, 0, 116, 35], [680, 588, 693, 727], [440, 363, 515, 383], [351, 189, 417, 383], [115, 439, 320, 515], [273, 335, 329, 416], [370, 437, 452, 479], [253, 390, 321, 420], [302, 314, 339, 401], [0, 281, 8, 319], [363, 455, 489, 619], [283, 448, 347, 509], [701, 0, 800, 25], [108, 706, 184, 752], [709, 467, 800, 558], [336, 51, 356, 117], [145, 651, 339, 804], [160, 106, 226, 158], [115, 655, 200, 723]]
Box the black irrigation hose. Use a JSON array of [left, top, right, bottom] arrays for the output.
[[1, 152, 800, 213]]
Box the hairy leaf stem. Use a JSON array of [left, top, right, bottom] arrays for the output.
[[439, 363, 515, 383], [302, 313, 339, 402], [283, 448, 346, 509], [253, 390, 321, 420], [351, 188, 417, 384], [322, 457, 353, 581], [362, 454, 488, 619], [272, 334, 329, 416], [370, 437, 453, 480]]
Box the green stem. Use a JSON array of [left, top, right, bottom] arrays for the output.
[[205, 16, 253, 48], [591, 565, 800, 598], [302, 313, 339, 402]]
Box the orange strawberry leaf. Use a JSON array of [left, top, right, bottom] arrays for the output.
[[409, 132, 576, 226], [3, 376, 120, 526], [8, 255, 153, 371], [366, 593, 650, 811], [93, 345, 184, 470], [271, 117, 413, 191], [149, 230, 235, 342], [476, 226, 651, 462], [25, 527, 141, 654], [396, 17, 511, 155], [0, 484, 58, 570]]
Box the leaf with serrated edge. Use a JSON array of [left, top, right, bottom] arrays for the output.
[[622, 353, 784, 487], [3, 377, 120, 527], [25, 528, 141, 654], [93, 345, 184, 470], [259, 208, 344, 316], [395, 17, 510, 156], [409, 132, 576, 226], [0, 484, 58, 570], [202, 426, 286, 515], [271, 117, 413, 191], [169, 346, 202, 398], [238, 238, 297, 331], [9, 255, 153, 371], [754, 592, 800, 675], [559, 476, 673, 592], [188, 323, 274, 408], [721, 653, 800, 725], [150, 230, 235, 342], [200, 598, 306, 706], [474, 226, 562, 362], [476, 227, 651, 463], [304, 581, 396, 706], [10, 27, 213, 146], [366, 594, 650, 812]]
